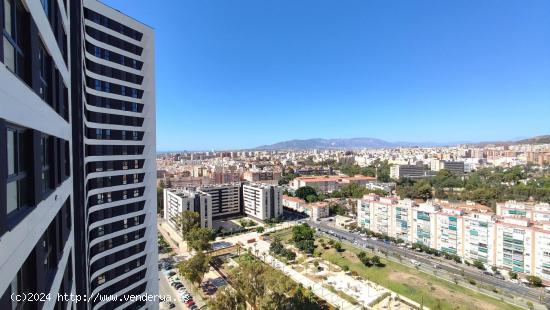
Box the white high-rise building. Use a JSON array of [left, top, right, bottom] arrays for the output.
[[1, 0, 74, 308], [164, 188, 212, 230], [80, 1, 158, 308], [242, 183, 283, 221]]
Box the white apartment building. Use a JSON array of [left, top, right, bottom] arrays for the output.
[[393, 199, 416, 243], [282, 195, 307, 212], [496, 217, 534, 275], [463, 212, 497, 266], [412, 202, 440, 248], [304, 202, 330, 221], [436, 207, 465, 256], [163, 188, 212, 230], [356, 196, 550, 282], [242, 183, 282, 220]]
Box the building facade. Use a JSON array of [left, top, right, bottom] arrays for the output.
[[164, 188, 212, 230], [356, 195, 550, 282], [198, 183, 241, 220], [0, 0, 74, 308], [242, 183, 282, 221], [80, 1, 158, 308], [0, 0, 157, 309]]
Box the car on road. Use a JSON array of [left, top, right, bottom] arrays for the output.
[[166, 302, 176, 309], [410, 259, 421, 266]]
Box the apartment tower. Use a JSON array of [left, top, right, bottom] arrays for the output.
[[0, 0, 157, 309], [0, 0, 74, 309], [78, 0, 157, 309]]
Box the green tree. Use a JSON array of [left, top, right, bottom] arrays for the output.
[[527, 275, 543, 287], [209, 287, 246, 310], [186, 227, 214, 252], [509, 271, 518, 279], [333, 241, 342, 252], [472, 260, 485, 270], [296, 186, 317, 200], [157, 184, 165, 215], [256, 226, 265, 233], [371, 255, 382, 267], [305, 194, 318, 203], [179, 252, 210, 285], [172, 210, 200, 239]]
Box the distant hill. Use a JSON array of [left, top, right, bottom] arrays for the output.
[[516, 135, 550, 145], [466, 135, 550, 147], [254, 137, 446, 150], [254, 135, 550, 150]]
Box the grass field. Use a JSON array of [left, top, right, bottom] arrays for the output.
[[317, 238, 521, 310], [272, 229, 521, 310]]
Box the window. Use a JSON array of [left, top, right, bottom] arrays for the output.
[[10, 271, 22, 310], [6, 126, 30, 216], [41, 136, 54, 194], [38, 43, 51, 104], [97, 274, 105, 285], [40, 0, 49, 17], [3, 0, 29, 81]]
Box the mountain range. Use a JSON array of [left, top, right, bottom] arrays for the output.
[[253, 135, 550, 150]]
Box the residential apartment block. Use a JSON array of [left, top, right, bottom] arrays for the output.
[[166, 183, 284, 223], [390, 163, 435, 179], [357, 195, 550, 282], [242, 183, 282, 221], [198, 183, 241, 220], [163, 188, 212, 230], [0, 0, 158, 309]]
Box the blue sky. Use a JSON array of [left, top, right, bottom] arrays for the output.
[[103, 0, 550, 151]]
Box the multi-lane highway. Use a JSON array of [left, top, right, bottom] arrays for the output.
[[306, 219, 550, 307]]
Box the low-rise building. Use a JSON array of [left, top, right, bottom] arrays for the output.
[[282, 195, 307, 212], [290, 175, 375, 193], [304, 202, 330, 221], [335, 215, 356, 229], [390, 163, 435, 179]]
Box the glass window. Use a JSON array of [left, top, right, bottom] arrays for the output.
[[4, 0, 13, 34], [7, 182, 18, 214], [10, 272, 21, 310], [3, 38, 15, 71], [7, 129, 16, 175], [3, 0, 28, 79], [40, 0, 48, 17]]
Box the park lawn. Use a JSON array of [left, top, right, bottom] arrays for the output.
[[271, 228, 293, 242], [316, 238, 522, 310]]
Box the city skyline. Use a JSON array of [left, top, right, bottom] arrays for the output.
[[102, 0, 550, 151]]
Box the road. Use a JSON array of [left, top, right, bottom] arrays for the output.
[[159, 269, 187, 310], [307, 219, 550, 307]]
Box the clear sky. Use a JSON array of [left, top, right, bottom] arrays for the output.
[[102, 0, 550, 151]]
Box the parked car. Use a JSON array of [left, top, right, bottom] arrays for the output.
[[167, 271, 176, 277], [167, 302, 176, 309]]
